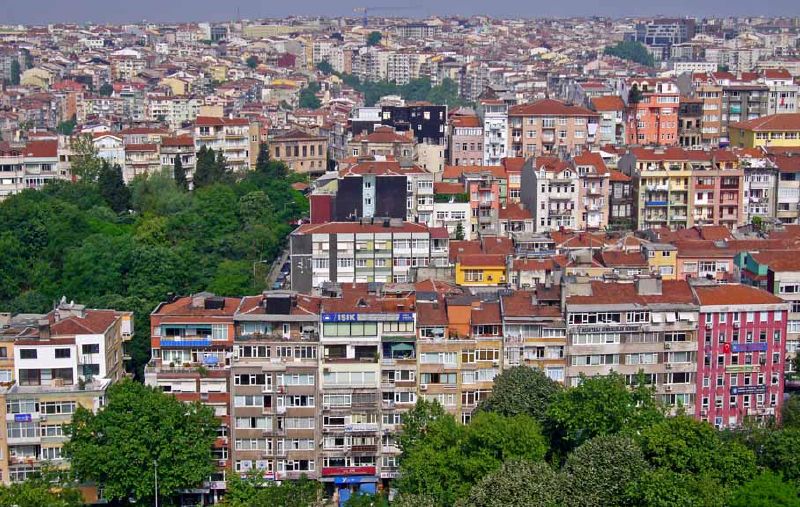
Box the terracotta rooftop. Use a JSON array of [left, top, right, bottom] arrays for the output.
[[567, 280, 696, 306], [509, 98, 597, 117], [693, 284, 784, 306], [591, 95, 626, 112], [730, 113, 800, 132]]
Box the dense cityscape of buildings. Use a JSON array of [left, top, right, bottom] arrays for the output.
[[3, 11, 800, 505]]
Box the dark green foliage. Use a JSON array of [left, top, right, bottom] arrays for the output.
[[63, 380, 218, 504], [629, 84, 643, 105], [98, 82, 114, 96], [461, 459, 562, 507], [246, 55, 259, 69], [604, 40, 655, 66], [193, 146, 231, 188], [299, 82, 322, 109], [454, 221, 465, 240], [9, 58, 21, 85], [397, 408, 547, 506], [783, 395, 800, 429], [478, 366, 562, 423], [729, 472, 800, 507], [0, 165, 305, 378], [316, 60, 334, 75], [367, 31, 383, 46], [759, 428, 800, 483], [561, 435, 648, 507], [173, 155, 188, 190], [223, 472, 322, 507], [97, 161, 131, 213], [56, 116, 77, 135], [546, 372, 664, 452], [337, 73, 467, 107], [344, 491, 390, 507]]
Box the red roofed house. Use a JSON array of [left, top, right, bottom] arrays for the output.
[[347, 126, 415, 166], [194, 116, 259, 172], [448, 114, 484, 166]]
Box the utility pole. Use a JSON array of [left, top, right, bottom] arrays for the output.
[[154, 459, 159, 507]]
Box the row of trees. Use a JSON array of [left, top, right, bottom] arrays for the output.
[[604, 40, 656, 67], [389, 368, 800, 507], [0, 141, 306, 377], [315, 61, 467, 108]]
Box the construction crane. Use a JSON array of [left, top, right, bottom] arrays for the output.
[[353, 4, 419, 27]]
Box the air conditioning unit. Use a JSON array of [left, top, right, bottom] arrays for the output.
[[419, 384, 428, 391], [665, 363, 673, 370], [664, 385, 673, 392], [664, 342, 672, 350]]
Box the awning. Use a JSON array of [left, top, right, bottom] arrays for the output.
[[381, 336, 415, 343]]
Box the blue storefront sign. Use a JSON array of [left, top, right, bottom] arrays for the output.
[[322, 312, 414, 323], [731, 342, 768, 353], [730, 385, 767, 396], [14, 414, 31, 422]]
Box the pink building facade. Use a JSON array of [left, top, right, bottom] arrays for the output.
[[694, 284, 788, 429]]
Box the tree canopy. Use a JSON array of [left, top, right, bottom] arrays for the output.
[[0, 469, 83, 507], [604, 40, 655, 66], [299, 82, 322, 109], [63, 380, 218, 503], [222, 472, 322, 507], [478, 366, 562, 423], [367, 31, 383, 46]]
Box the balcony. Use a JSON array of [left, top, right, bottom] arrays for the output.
[[645, 201, 668, 207], [160, 336, 212, 348]]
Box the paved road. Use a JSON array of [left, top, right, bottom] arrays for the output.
[[264, 246, 290, 289]]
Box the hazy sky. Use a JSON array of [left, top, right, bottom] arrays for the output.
[[2, 0, 799, 24]]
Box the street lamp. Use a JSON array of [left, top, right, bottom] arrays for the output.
[[154, 459, 159, 507]]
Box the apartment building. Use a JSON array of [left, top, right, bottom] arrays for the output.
[[762, 69, 798, 116], [565, 278, 699, 414], [720, 80, 770, 145], [230, 291, 321, 485], [431, 183, 471, 239], [318, 286, 416, 502], [477, 100, 508, 166], [194, 116, 257, 172], [449, 115, 484, 166], [741, 152, 778, 223], [620, 147, 693, 230], [678, 98, 703, 149], [608, 170, 635, 231], [146, 95, 200, 129], [271, 129, 328, 176], [160, 135, 197, 184], [0, 140, 66, 199], [729, 114, 800, 150], [574, 152, 610, 230], [500, 291, 566, 383], [773, 154, 800, 224], [147, 293, 240, 504], [509, 99, 598, 158], [692, 284, 788, 429], [739, 250, 800, 374], [289, 221, 449, 293], [624, 79, 680, 147], [591, 96, 626, 146], [684, 74, 723, 147], [347, 127, 416, 167], [521, 156, 580, 232], [0, 300, 132, 485], [123, 144, 160, 182]]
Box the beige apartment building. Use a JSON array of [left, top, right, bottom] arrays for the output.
[[271, 129, 328, 176], [509, 99, 599, 158]]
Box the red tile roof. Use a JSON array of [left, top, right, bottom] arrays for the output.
[[567, 280, 696, 306], [457, 254, 507, 267], [573, 151, 609, 175], [23, 140, 57, 158], [293, 222, 430, 235], [750, 250, 800, 272], [510, 98, 597, 117], [50, 310, 121, 335], [499, 203, 532, 220], [591, 95, 626, 112], [730, 113, 800, 132], [693, 284, 784, 306]]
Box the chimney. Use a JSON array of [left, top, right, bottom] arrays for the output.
[[636, 276, 663, 296], [38, 318, 51, 340]]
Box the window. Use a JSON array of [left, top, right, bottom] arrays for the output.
[[55, 348, 71, 359], [19, 349, 36, 360], [82, 344, 100, 355]]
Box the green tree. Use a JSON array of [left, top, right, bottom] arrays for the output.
[[760, 428, 800, 483], [193, 146, 217, 188], [461, 459, 562, 507], [98, 82, 114, 96], [638, 416, 758, 488], [299, 84, 322, 109], [70, 133, 104, 181], [454, 222, 465, 240], [397, 411, 547, 506], [729, 472, 800, 507], [173, 155, 188, 190], [478, 366, 562, 423], [546, 372, 663, 452], [629, 84, 643, 105], [316, 60, 334, 75], [97, 160, 131, 213], [398, 398, 446, 454], [63, 379, 218, 504], [367, 31, 383, 46], [784, 396, 800, 429], [246, 55, 259, 69], [0, 469, 83, 507], [222, 472, 322, 507], [627, 468, 724, 507], [56, 116, 77, 135], [345, 492, 390, 507], [561, 435, 648, 507], [255, 142, 287, 179], [751, 215, 764, 232], [604, 40, 655, 66], [9, 58, 21, 85]]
